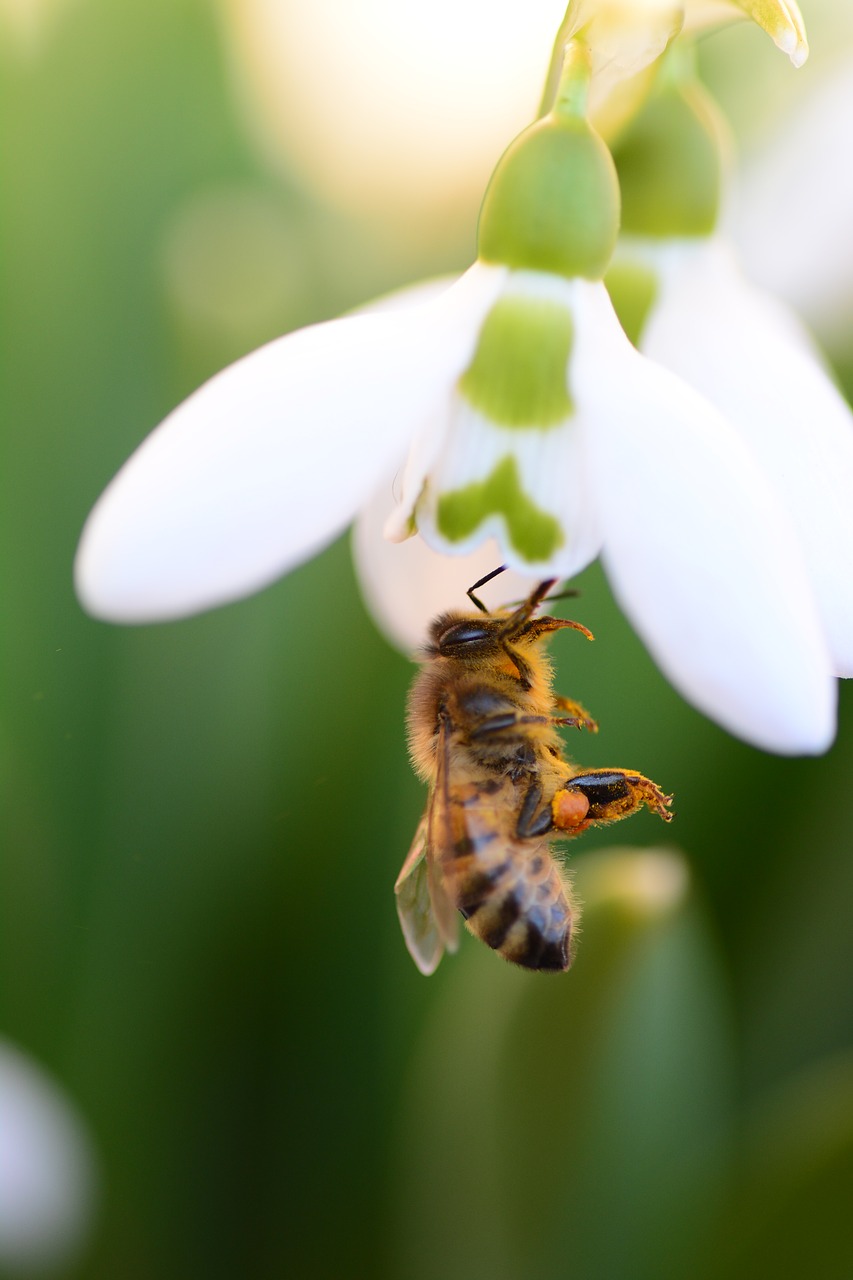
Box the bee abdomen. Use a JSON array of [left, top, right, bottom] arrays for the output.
[[454, 850, 574, 972]]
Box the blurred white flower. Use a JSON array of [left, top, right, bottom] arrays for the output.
[[76, 258, 835, 754], [617, 235, 853, 681], [734, 53, 853, 342], [221, 0, 568, 223], [0, 1040, 96, 1271]]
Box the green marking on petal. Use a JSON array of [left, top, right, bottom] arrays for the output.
[[605, 261, 659, 347], [459, 296, 574, 428], [436, 456, 564, 563]]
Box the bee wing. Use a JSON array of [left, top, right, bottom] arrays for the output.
[[426, 713, 461, 955], [395, 716, 461, 973], [395, 812, 445, 976]]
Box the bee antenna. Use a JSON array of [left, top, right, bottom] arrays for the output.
[[466, 565, 507, 613]]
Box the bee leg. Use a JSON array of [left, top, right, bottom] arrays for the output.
[[469, 712, 551, 739], [500, 641, 535, 689], [515, 782, 554, 839], [553, 770, 674, 832], [503, 579, 559, 629], [552, 694, 598, 733]]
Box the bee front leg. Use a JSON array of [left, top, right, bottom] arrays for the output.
[[552, 694, 598, 733], [552, 770, 673, 834]]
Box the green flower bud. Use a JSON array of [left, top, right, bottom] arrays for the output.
[[478, 118, 620, 280], [477, 42, 620, 281], [611, 75, 726, 238]]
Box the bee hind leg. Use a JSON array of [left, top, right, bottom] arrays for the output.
[[552, 770, 673, 833]]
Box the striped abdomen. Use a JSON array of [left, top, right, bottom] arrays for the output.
[[439, 782, 576, 972]]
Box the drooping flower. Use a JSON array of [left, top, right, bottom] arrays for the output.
[[603, 59, 853, 682], [75, 22, 840, 755], [733, 47, 853, 341]]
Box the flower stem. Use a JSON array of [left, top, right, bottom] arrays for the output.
[[538, 2, 585, 117], [554, 39, 592, 121]]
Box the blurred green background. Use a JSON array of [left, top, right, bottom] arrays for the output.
[[2, 1, 853, 1276]]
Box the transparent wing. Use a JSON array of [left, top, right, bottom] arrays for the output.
[[395, 713, 461, 974], [426, 714, 461, 955], [395, 812, 444, 976]]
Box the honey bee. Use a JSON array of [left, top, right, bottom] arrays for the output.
[[396, 570, 673, 974]]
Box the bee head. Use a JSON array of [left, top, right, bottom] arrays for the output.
[[422, 579, 592, 668], [427, 613, 502, 660]]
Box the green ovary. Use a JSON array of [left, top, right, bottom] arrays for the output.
[[458, 296, 574, 428], [436, 456, 563, 563]]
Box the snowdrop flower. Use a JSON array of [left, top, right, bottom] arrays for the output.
[[606, 64, 853, 683], [76, 25, 836, 755], [734, 50, 853, 340], [0, 1040, 97, 1270]]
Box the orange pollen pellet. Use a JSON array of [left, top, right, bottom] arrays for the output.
[[552, 789, 591, 830]]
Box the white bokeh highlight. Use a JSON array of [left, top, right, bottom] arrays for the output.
[[0, 1041, 97, 1271]]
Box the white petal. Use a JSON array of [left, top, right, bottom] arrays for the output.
[[733, 57, 853, 334], [683, 0, 808, 66], [356, 274, 457, 316], [75, 263, 504, 622], [573, 281, 835, 755], [639, 239, 853, 677], [0, 1042, 96, 1270], [353, 480, 538, 653]]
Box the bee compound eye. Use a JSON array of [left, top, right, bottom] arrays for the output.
[[438, 622, 492, 651]]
